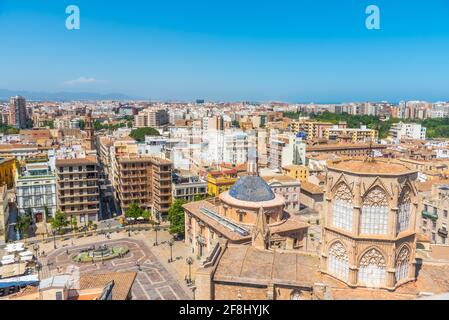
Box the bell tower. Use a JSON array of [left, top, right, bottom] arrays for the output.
[[85, 110, 95, 151]]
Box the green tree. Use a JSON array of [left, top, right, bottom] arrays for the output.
[[168, 199, 187, 236], [142, 210, 152, 220], [193, 194, 206, 201], [125, 202, 143, 219], [42, 120, 55, 129], [70, 215, 78, 232], [43, 205, 50, 221], [51, 210, 69, 235], [15, 214, 32, 239], [130, 127, 160, 142]]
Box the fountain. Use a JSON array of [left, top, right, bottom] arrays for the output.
[[73, 245, 129, 263]]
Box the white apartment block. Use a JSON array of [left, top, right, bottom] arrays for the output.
[[268, 132, 306, 171], [389, 122, 427, 141], [15, 160, 57, 222]]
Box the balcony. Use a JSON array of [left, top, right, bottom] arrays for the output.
[[438, 228, 448, 238], [422, 211, 438, 221]]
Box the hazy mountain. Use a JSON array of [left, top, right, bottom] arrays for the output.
[[0, 89, 134, 101]]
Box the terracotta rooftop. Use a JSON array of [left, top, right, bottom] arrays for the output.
[[55, 156, 97, 166], [79, 272, 137, 300], [261, 175, 299, 184], [300, 181, 324, 194], [0, 144, 38, 150], [307, 143, 387, 152], [329, 159, 416, 175], [214, 245, 320, 287]]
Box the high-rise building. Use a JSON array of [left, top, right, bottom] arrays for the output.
[[56, 156, 100, 224], [111, 154, 173, 219], [9, 96, 29, 129], [134, 109, 169, 128]]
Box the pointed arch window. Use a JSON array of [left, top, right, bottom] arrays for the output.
[[395, 247, 410, 283], [361, 187, 389, 235], [358, 248, 387, 288], [327, 242, 349, 282], [332, 183, 353, 232], [397, 187, 412, 234]]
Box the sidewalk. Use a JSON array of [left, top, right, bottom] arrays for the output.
[[31, 227, 199, 298], [136, 229, 200, 299]]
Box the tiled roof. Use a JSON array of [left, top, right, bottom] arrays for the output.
[[229, 176, 275, 202], [79, 272, 137, 300], [214, 245, 320, 287]]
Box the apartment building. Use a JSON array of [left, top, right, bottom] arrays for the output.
[[205, 169, 238, 196], [420, 183, 449, 244], [323, 125, 378, 143], [172, 171, 207, 202], [389, 122, 427, 141], [111, 154, 173, 219], [282, 164, 309, 182], [0, 158, 18, 188], [0, 186, 10, 244], [268, 132, 306, 171], [16, 157, 56, 222], [56, 156, 100, 224], [9, 96, 29, 129], [291, 120, 347, 140], [261, 174, 301, 211], [134, 109, 169, 128]]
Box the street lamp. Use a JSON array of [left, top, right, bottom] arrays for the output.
[[53, 231, 56, 249], [153, 225, 160, 246], [168, 239, 174, 263], [191, 286, 196, 300], [186, 257, 193, 285]]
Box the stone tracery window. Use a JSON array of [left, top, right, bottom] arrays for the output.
[[397, 187, 411, 234], [327, 242, 349, 282], [332, 183, 353, 232], [361, 187, 389, 235], [358, 248, 387, 288], [395, 246, 410, 283]]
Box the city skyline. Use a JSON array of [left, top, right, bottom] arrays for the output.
[[1, 1, 449, 101]]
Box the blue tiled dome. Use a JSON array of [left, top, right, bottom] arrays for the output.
[[228, 176, 276, 202]]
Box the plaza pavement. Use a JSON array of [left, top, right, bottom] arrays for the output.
[[37, 229, 198, 300]]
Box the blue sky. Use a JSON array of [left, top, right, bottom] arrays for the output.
[[1, 0, 449, 102]]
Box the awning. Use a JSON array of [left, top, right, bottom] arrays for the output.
[[20, 256, 33, 262], [1, 259, 15, 265], [19, 251, 33, 257], [0, 275, 39, 289]]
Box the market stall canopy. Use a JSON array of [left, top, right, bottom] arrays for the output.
[[0, 275, 38, 289], [19, 251, 33, 257]]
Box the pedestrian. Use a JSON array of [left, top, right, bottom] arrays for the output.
[[66, 249, 69, 255]]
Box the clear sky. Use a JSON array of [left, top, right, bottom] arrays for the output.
[[1, 0, 449, 102]]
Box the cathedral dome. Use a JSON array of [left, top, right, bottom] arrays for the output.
[[228, 176, 276, 202]]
